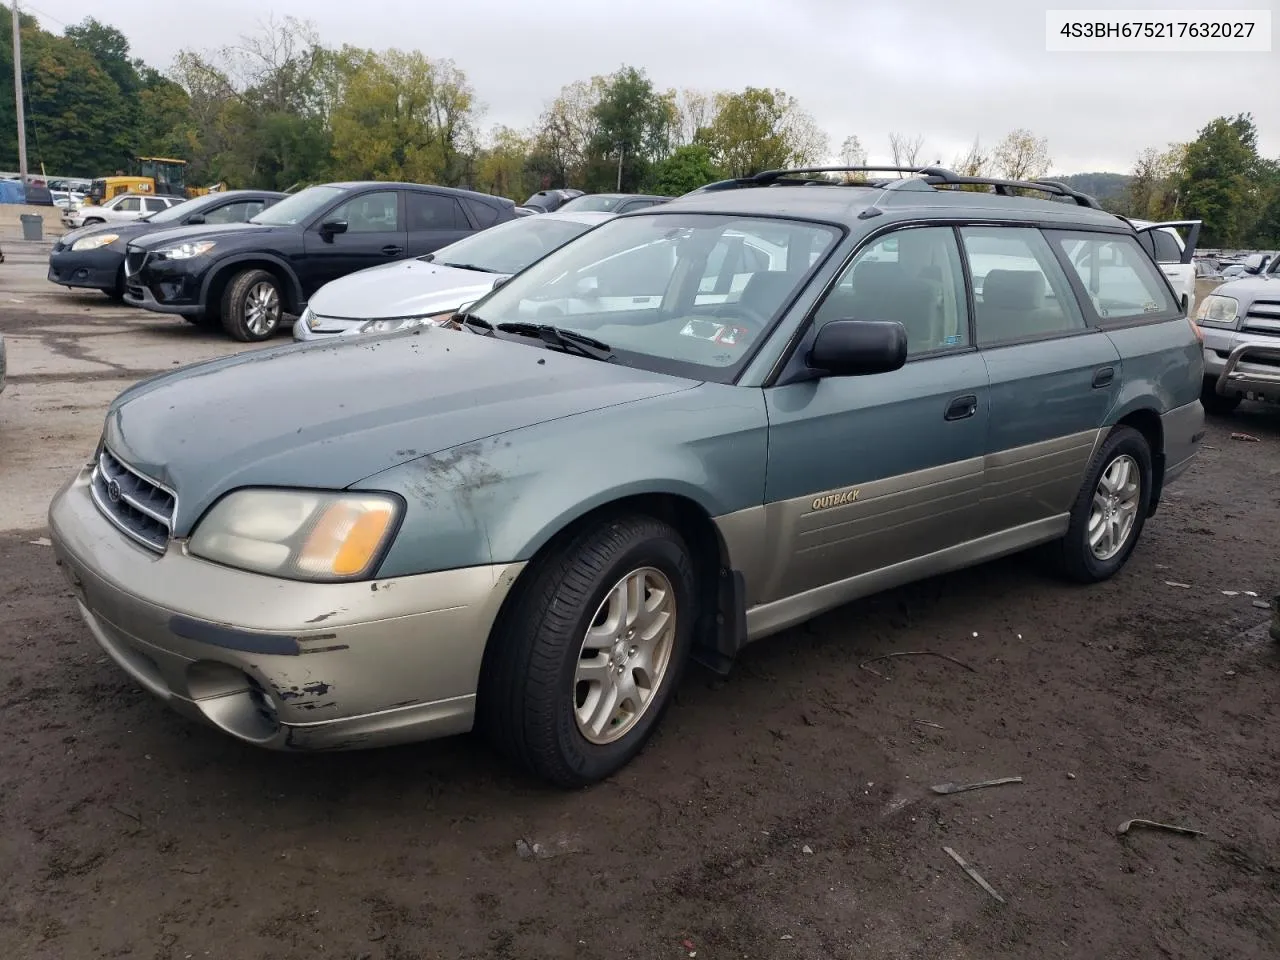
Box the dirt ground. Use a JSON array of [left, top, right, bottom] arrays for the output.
[[1, 246, 1278, 960]]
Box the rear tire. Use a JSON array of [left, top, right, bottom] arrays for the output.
[[479, 515, 698, 787], [221, 269, 282, 342], [1200, 378, 1241, 415], [1057, 426, 1153, 584]]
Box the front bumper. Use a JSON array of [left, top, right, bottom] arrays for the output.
[[1201, 328, 1280, 403], [292, 314, 361, 342], [48, 247, 124, 290], [49, 466, 525, 751]]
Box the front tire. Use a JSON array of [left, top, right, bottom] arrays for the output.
[[480, 515, 698, 787], [1200, 378, 1241, 415], [1057, 425, 1153, 583], [221, 268, 283, 342]]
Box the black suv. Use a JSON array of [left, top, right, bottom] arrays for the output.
[[123, 181, 518, 341], [49, 190, 286, 300]]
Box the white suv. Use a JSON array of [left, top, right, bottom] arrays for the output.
[[62, 193, 185, 230]]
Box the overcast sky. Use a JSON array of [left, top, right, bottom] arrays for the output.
[[22, 0, 1280, 173]]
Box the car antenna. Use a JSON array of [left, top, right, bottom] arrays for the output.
[[857, 160, 942, 220]]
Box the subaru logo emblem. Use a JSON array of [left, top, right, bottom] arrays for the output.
[[106, 478, 122, 503]]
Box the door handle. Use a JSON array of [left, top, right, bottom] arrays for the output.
[[1092, 366, 1115, 388], [944, 395, 978, 421], [381, 245, 404, 256]]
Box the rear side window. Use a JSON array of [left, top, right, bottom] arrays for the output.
[[144, 197, 168, 212], [1150, 229, 1182, 264], [1050, 231, 1180, 322], [407, 192, 466, 231], [960, 227, 1085, 346], [463, 199, 500, 228]]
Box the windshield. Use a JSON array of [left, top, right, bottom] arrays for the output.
[[251, 185, 344, 226], [428, 216, 597, 275], [559, 195, 627, 213], [468, 213, 841, 383]]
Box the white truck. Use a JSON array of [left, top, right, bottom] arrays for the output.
[[1131, 219, 1202, 315]]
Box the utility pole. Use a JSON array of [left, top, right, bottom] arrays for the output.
[[616, 142, 624, 192], [12, 0, 28, 186]]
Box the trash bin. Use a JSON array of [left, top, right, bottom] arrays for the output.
[[19, 213, 43, 241]]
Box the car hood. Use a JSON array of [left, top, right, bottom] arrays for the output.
[[1210, 273, 1279, 301], [58, 219, 158, 249], [102, 328, 700, 534], [310, 258, 507, 320], [126, 221, 282, 252]]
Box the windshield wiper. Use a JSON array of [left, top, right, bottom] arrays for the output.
[[494, 322, 615, 361], [457, 313, 493, 334], [437, 261, 497, 273]]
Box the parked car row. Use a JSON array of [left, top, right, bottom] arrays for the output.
[[47, 164, 1218, 787], [46, 181, 671, 342]]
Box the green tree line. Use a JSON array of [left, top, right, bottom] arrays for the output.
[[1, 9, 1276, 248]]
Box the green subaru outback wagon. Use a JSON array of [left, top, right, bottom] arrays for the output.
[[49, 166, 1205, 787]]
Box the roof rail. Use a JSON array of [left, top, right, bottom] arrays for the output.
[[929, 175, 1103, 209], [683, 166, 1105, 210]]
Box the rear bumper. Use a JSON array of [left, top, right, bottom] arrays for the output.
[[1160, 399, 1205, 487], [48, 466, 525, 751]]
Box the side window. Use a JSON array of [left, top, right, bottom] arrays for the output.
[[203, 201, 264, 225], [1149, 229, 1182, 264], [463, 199, 499, 228], [143, 197, 168, 213], [407, 192, 465, 231], [960, 226, 1085, 347], [1050, 231, 1180, 321], [327, 191, 400, 232], [116, 196, 141, 212], [813, 226, 971, 356]]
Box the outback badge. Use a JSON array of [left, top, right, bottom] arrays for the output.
[[812, 489, 860, 510]]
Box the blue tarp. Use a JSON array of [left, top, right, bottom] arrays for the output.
[[0, 179, 25, 204]]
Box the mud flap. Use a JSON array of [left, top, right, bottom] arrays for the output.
[[691, 568, 747, 676]]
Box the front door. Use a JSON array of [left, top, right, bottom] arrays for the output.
[[301, 189, 407, 295], [960, 225, 1122, 538], [760, 225, 990, 605]]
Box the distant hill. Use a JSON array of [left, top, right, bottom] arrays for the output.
[[1052, 172, 1132, 205]]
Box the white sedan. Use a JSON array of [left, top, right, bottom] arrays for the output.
[[293, 210, 615, 341]]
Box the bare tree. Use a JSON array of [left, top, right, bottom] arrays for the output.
[[888, 132, 925, 174], [838, 134, 868, 182], [992, 128, 1052, 181], [670, 88, 713, 146], [953, 136, 990, 176]]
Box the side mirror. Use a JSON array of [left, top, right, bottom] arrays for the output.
[[808, 319, 908, 377], [1243, 253, 1266, 274], [185, 213, 205, 225], [320, 219, 349, 238], [491, 276, 510, 291]]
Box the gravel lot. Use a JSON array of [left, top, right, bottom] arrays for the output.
[[1, 246, 1278, 960]]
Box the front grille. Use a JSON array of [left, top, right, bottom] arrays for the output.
[[124, 249, 147, 276], [1242, 299, 1280, 336], [90, 448, 176, 552]]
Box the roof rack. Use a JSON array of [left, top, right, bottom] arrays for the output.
[[688, 165, 1104, 210]]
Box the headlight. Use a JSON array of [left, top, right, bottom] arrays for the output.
[[70, 233, 119, 252], [1195, 294, 1238, 325], [357, 312, 454, 334], [157, 240, 217, 260], [189, 489, 401, 581], [299, 306, 317, 330]]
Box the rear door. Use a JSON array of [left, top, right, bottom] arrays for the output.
[[143, 197, 169, 217], [301, 188, 407, 294], [961, 225, 1122, 539], [405, 191, 474, 257], [1134, 220, 1201, 313]]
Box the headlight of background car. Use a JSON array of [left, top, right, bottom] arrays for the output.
[[1195, 294, 1238, 325], [189, 489, 401, 581], [71, 233, 118, 252], [158, 240, 217, 261], [357, 311, 456, 334]]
